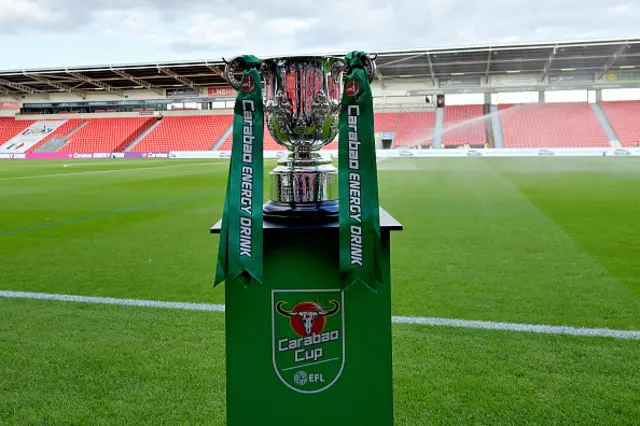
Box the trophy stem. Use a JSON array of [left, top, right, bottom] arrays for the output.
[[263, 153, 339, 224]]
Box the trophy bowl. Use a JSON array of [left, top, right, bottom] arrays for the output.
[[223, 55, 376, 223]]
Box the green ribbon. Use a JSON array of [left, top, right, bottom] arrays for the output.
[[215, 55, 264, 287], [338, 51, 383, 291]]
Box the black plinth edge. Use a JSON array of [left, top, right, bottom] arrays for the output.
[[263, 200, 339, 223], [210, 207, 403, 234]]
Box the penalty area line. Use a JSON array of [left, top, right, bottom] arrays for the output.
[[1, 290, 639, 340]]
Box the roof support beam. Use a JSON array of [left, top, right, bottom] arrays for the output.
[[0, 86, 21, 100], [66, 70, 125, 96], [23, 73, 88, 99], [426, 52, 436, 86], [0, 78, 50, 98], [157, 66, 200, 91], [205, 61, 225, 78], [378, 52, 427, 68], [110, 68, 164, 96], [598, 42, 629, 79], [539, 45, 557, 82], [485, 49, 492, 84]]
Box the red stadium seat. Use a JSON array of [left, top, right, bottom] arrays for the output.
[[600, 101, 640, 147], [2, 101, 626, 153], [442, 105, 486, 147], [393, 112, 436, 147], [133, 115, 233, 152], [499, 103, 609, 148], [59, 118, 156, 153], [373, 112, 401, 134], [0, 118, 35, 144]]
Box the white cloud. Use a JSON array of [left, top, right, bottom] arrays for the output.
[[0, 0, 639, 67], [607, 3, 639, 15], [91, 8, 162, 43], [175, 13, 255, 50], [500, 36, 521, 43], [0, 0, 65, 31], [262, 18, 321, 39]]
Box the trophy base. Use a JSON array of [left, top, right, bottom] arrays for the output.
[[263, 200, 339, 224], [267, 154, 339, 220]]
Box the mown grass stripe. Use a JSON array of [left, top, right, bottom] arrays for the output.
[[0, 189, 221, 237]]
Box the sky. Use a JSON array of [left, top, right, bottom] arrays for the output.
[[0, 0, 638, 70]]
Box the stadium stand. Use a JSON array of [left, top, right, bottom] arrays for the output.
[[499, 103, 610, 148], [600, 101, 640, 147], [0, 118, 34, 143], [59, 118, 156, 153], [132, 115, 233, 152], [442, 105, 486, 147], [3, 38, 640, 153], [28, 119, 85, 152], [393, 112, 436, 147], [0, 103, 639, 152]]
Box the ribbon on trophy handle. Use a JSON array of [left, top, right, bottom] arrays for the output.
[[215, 55, 265, 287], [338, 51, 383, 292]]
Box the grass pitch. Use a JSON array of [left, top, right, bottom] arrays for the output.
[[1, 157, 639, 425]]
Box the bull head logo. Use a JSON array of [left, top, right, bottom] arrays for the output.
[[276, 300, 340, 337]]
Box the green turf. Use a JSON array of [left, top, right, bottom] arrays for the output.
[[1, 157, 639, 424]]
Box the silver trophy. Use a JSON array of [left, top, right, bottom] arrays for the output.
[[223, 55, 376, 222]]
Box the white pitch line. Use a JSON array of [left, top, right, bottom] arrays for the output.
[[0, 161, 220, 182], [1, 290, 639, 340], [392, 316, 640, 340], [0, 290, 224, 312]]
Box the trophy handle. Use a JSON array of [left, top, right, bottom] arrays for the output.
[[330, 60, 345, 84], [330, 53, 377, 82], [223, 56, 272, 90], [224, 56, 268, 90], [222, 56, 244, 90], [363, 53, 377, 82]]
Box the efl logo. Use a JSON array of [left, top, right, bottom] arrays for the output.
[[345, 80, 360, 97], [240, 75, 254, 93], [272, 289, 345, 394]]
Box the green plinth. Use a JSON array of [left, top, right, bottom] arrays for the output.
[[211, 208, 402, 426]]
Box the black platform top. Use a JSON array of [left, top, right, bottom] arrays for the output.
[[210, 207, 403, 234]]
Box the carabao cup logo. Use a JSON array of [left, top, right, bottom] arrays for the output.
[[240, 75, 254, 93], [345, 80, 360, 97], [272, 289, 345, 394]]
